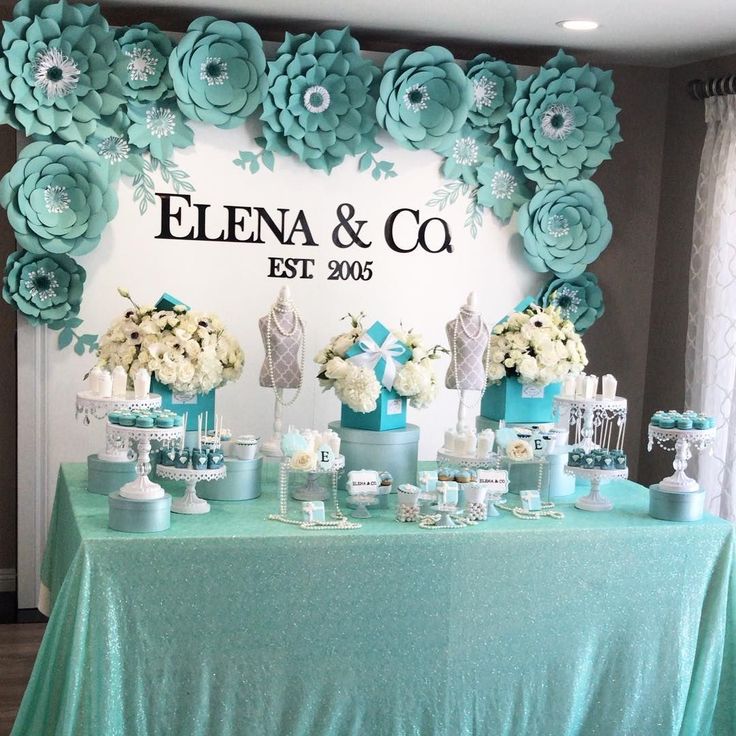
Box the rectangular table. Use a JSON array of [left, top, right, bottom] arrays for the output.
[[11, 463, 736, 736]]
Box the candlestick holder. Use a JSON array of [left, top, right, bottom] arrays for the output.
[[156, 465, 226, 515], [106, 422, 184, 501], [564, 466, 628, 511], [647, 424, 716, 492]]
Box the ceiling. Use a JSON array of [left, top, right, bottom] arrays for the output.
[[94, 0, 736, 66]]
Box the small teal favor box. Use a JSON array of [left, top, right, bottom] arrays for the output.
[[481, 377, 560, 424], [341, 388, 407, 431], [151, 378, 214, 432]]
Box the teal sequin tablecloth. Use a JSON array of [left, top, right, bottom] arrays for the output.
[[11, 463, 736, 736]]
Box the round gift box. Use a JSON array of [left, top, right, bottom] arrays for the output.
[[649, 484, 706, 522], [547, 453, 576, 497], [87, 454, 137, 496], [108, 491, 171, 533], [197, 457, 262, 501], [330, 421, 419, 489]]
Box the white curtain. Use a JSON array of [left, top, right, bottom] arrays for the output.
[[686, 95, 736, 521]]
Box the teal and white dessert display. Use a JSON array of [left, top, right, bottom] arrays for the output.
[[646, 414, 716, 522], [157, 464, 226, 515]]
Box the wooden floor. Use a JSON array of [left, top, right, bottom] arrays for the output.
[[0, 624, 44, 736]]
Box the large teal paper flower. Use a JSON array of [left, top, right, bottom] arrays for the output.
[[3, 248, 85, 326], [440, 124, 495, 185], [261, 28, 380, 173], [497, 49, 622, 186], [537, 271, 605, 333], [476, 154, 533, 225], [0, 0, 125, 144], [0, 140, 118, 256], [465, 54, 517, 135], [169, 16, 266, 129], [377, 45, 472, 152], [518, 179, 612, 278], [127, 100, 194, 161], [115, 22, 175, 103]]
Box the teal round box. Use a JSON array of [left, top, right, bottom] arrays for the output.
[[87, 454, 137, 496], [198, 457, 262, 501], [649, 484, 706, 522], [330, 421, 419, 489], [108, 492, 171, 533]]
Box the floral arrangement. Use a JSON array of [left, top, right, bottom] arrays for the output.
[[506, 439, 534, 462], [486, 304, 587, 386], [96, 289, 244, 394], [315, 313, 444, 413]]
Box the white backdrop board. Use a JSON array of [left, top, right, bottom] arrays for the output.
[[19, 66, 543, 605]]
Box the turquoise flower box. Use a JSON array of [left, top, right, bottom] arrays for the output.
[[341, 388, 407, 432], [481, 377, 560, 424], [151, 378, 214, 431]]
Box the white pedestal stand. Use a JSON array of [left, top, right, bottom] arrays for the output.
[[565, 466, 628, 511], [157, 465, 226, 514], [106, 422, 185, 500], [554, 395, 627, 453], [647, 425, 716, 491]]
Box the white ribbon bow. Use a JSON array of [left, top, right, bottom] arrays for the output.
[[347, 332, 407, 391]]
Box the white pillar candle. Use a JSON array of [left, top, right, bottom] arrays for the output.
[[89, 366, 104, 396], [444, 429, 456, 453], [601, 374, 617, 399], [477, 432, 493, 458], [562, 375, 576, 398], [465, 431, 477, 456], [98, 369, 112, 398], [133, 368, 150, 399], [111, 366, 127, 399], [575, 372, 587, 398]]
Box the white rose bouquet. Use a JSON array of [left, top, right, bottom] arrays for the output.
[[486, 304, 587, 386], [96, 289, 244, 394], [315, 313, 445, 413]]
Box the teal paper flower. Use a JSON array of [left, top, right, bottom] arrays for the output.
[[0, 140, 118, 256], [3, 249, 85, 327], [466, 54, 517, 134], [497, 49, 622, 186], [476, 154, 533, 224], [169, 16, 266, 128], [537, 271, 605, 333], [115, 22, 175, 103], [518, 180, 612, 278], [89, 132, 144, 180], [377, 45, 472, 152], [127, 100, 194, 161], [0, 0, 125, 144], [439, 124, 495, 185], [261, 28, 379, 173]]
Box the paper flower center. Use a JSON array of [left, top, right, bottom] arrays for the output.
[[473, 77, 498, 108], [547, 214, 571, 237], [43, 185, 70, 214], [403, 83, 429, 112], [491, 170, 518, 200], [303, 85, 331, 113], [540, 103, 575, 140], [33, 48, 80, 99], [553, 286, 581, 317], [125, 46, 158, 82], [97, 136, 130, 164], [145, 106, 176, 138], [452, 137, 479, 166], [200, 57, 229, 86], [24, 267, 59, 302]]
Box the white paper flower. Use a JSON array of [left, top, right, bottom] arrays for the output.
[[290, 450, 316, 471], [506, 439, 534, 461]]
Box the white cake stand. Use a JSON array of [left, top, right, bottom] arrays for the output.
[[157, 465, 226, 515], [647, 424, 716, 492], [565, 466, 628, 511], [106, 422, 185, 500], [554, 395, 627, 453]]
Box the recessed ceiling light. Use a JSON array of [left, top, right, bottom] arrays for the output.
[[556, 19, 599, 31]]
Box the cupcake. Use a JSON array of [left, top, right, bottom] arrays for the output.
[[379, 471, 393, 491]]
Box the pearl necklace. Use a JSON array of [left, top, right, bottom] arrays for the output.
[[266, 301, 305, 408], [451, 309, 491, 410], [457, 306, 484, 340], [495, 501, 565, 520]]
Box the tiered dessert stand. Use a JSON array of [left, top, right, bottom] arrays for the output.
[[555, 394, 628, 511], [647, 424, 716, 492], [156, 464, 226, 514]]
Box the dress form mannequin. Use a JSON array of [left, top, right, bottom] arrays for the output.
[[445, 292, 490, 433], [259, 287, 305, 456]]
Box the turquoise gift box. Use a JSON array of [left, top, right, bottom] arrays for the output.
[[151, 378, 215, 432], [481, 376, 560, 424], [342, 321, 410, 432]]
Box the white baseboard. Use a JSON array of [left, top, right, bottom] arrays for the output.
[[0, 567, 16, 592]]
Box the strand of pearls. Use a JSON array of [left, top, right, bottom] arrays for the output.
[[495, 501, 565, 520], [419, 513, 478, 529], [452, 310, 491, 411], [266, 301, 305, 408]]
